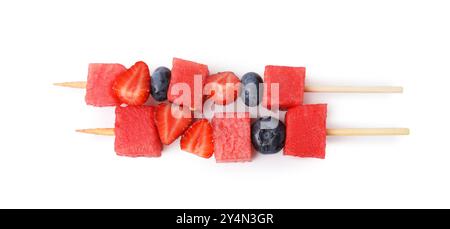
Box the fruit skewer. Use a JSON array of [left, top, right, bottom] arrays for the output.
[[73, 102, 409, 160], [75, 105, 409, 160], [54, 59, 404, 110], [54, 81, 403, 93]]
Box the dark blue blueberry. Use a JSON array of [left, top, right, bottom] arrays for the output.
[[251, 116, 286, 154], [240, 72, 263, 107], [151, 66, 171, 101]]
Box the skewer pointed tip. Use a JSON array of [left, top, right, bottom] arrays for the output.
[[75, 129, 88, 133], [76, 128, 115, 136], [53, 81, 87, 89]]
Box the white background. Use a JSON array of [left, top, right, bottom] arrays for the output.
[[0, 0, 449, 208]]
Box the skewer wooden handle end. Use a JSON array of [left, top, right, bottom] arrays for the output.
[[304, 86, 403, 93], [326, 128, 409, 136]]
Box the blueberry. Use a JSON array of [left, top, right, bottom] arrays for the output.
[[251, 117, 286, 154], [240, 72, 263, 107], [151, 66, 171, 101]]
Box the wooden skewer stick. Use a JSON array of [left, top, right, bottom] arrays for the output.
[[76, 128, 409, 136], [55, 81, 403, 93]]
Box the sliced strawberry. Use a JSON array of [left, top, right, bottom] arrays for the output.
[[204, 71, 241, 105], [155, 103, 192, 145], [112, 61, 150, 105], [180, 119, 214, 158]]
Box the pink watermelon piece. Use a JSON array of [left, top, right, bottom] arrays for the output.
[[263, 65, 305, 110], [212, 113, 252, 162], [85, 63, 126, 107], [114, 106, 162, 157], [284, 104, 327, 159], [168, 58, 209, 111]]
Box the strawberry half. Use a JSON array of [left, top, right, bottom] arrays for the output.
[[204, 71, 241, 105], [112, 61, 150, 105], [155, 103, 193, 145], [180, 119, 214, 158]]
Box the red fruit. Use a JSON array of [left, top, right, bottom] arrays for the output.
[[155, 103, 193, 145], [263, 65, 305, 110], [212, 113, 252, 162], [168, 58, 209, 111], [112, 61, 150, 105], [285, 104, 327, 159], [180, 119, 214, 158], [204, 71, 240, 105], [114, 106, 162, 157], [85, 63, 126, 107]]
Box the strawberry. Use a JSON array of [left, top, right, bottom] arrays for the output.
[[180, 119, 214, 158], [204, 71, 241, 105], [155, 103, 192, 145], [112, 61, 150, 105]]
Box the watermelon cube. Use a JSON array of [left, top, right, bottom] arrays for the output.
[[85, 63, 126, 107], [263, 65, 305, 110], [114, 106, 162, 157], [212, 113, 252, 162], [168, 58, 209, 111], [284, 104, 327, 159]]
